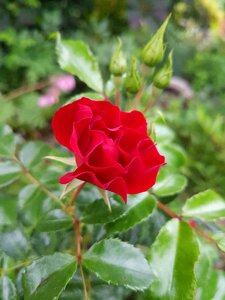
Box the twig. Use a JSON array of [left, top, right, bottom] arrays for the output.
[[133, 83, 144, 110], [2, 78, 51, 101], [69, 186, 88, 299], [12, 156, 66, 211], [157, 200, 181, 220]]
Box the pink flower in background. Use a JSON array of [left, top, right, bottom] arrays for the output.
[[38, 74, 76, 108], [53, 74, 76, 92], [38, 88, 59, 107]]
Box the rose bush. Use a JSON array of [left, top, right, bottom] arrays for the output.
[[52, 97, 165, 202]]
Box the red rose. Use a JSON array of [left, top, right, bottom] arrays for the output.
[[52, 97, 165, 203]]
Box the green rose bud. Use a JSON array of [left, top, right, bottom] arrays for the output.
[[124, 56, 142, 94], [142, 14, 171, 67], [153, 51, 173, 89], [110, 38, 127, 76]]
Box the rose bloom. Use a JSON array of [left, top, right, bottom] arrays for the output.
[[52, 98, 165, 203]]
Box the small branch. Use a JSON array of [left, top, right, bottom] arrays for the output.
[[188, 220, 218, 245], [157, 200, 181, 220], [0, 258, 33, 276], [73, 218, 88, 299], [69, 186, 88, 299], [133, 83, 144, 110], [13, 156, 66, 211], [115, 89, 120, 107], [80, 264, 89, 300], [74, 219, 82, 264], [2, 78, 51, 101]]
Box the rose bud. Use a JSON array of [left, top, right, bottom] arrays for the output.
[[52, 97, 165, 203], [142, 14, 171, 67], [153, 51, 173, 89], [124, 57, 142, 94], [110, 38, 127, 76]]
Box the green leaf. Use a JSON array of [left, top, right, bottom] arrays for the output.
[[0, 125, 18, 158], [0, 228, 30, 260], [18, 185, 53, 227], [105, 193, 156, 235], [196, 243, 225, 300], [80, 196, 125, 224], [158, 144, 187, 169], [23, 253, 77, 300], [182, 189, 225, 221], [152, 167, 187, 197], [83, 238, 153, 290], [154, 123, 175, 144], [19, 141, 51, 169], [0, 276, 17, 300], [147, 219, 199, 300], [56, 35, 103, 92], [0, 162, 20, 188], [0, 193, 17, 226], [36, 209, 73, 232]]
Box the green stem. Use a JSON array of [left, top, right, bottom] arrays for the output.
[[13, 156, 66, 211], [80, 264, 89, 300]]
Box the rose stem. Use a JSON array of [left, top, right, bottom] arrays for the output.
[[69, 182, 86, 207], [70, 187, 88, 300], [133, 83, 144, 110], [12, 156, 66, 211], [157, 198, 221, 248], [157, 200, 181, 220], [3, 78, 51, 101]]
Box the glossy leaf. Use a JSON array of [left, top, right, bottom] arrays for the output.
[[36, 209, 73, 232], [56, 35, 103, 92], [154, 123, 175, 144], [152, 167, 187, 197], [105, 193, 156, 235], [0, 276, 17, 300], [80, 196, 125, 224], [83, 238, 153, 290], [196, 243, 225, 300], [0, 162, 20, 188], [0, 228, 30, 260], [182, 189, 225, 221], [158, 144, 187, 169], [147, 219, 199, 300], [23, 253, 77, 300], [44, 156, 76, 166], [19, 141, 51, 168], [0, 194, 17, 226], [18, 185, 53, 227], [0, 125, 18, 158]]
